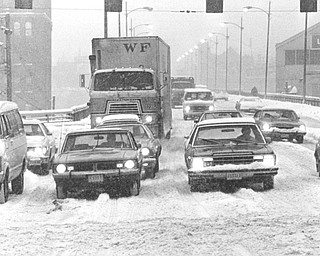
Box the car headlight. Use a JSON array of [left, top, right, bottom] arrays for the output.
[[56, 164, 67, 173], [145, 115, 153, 123], [96, 117, 103, 125], [209, 105, 214, 111], [191, 157, 204, 169], [255, 154, 276, 166], [124, 160, 135, 169], [185, 106, 190, 113], [299, 124, 306, 132], [141, 147, 150, 156], [262, 123, 271, 131]]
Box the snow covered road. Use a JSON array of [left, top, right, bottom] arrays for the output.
[[1, 105, 320, 255]]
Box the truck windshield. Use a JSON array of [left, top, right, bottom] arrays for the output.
[[94, 71, 154, 91]]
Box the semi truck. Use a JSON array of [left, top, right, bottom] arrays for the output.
[[86, 36, 172, 139]]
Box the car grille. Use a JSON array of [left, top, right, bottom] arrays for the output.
[[191, 105, 209, 112], [273, 124, 295, 129], [71, 161, 119, 172], [206, 152, 254, 166], [107, 101, 141, 115]]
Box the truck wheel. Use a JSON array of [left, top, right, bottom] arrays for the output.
[[296, 135, 304, 144], [56, 184, 67, 199], [263, 176, 274, 190], [0, 176, 9, 204], [129, 179, 140, 196], [12, 169, 24, 195]]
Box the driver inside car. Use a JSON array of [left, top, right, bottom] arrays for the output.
[[236, 127, 255, 141]]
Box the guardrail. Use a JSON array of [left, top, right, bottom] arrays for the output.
[[21, 104, 90, 122], [228, 90, 320, 107]]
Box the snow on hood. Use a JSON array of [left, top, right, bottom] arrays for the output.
[[26, 136, 45, 146]]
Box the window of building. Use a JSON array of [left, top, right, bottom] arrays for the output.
[[296, 50, 309, 65], [285, 50, 295, 65], [310, 50, 320, 65], [14, 22, 20, 36], [25, 22, 32, 36]]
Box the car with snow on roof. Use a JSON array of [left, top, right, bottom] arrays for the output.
[[253, 108, 306, 143], [182, 88, 215, 120], [184, 118, 278, 192], [235, 97, 264, 116], [96, 114, 161, 179], [52, 128, 143, 199]]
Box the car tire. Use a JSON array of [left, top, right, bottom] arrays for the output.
[[263, 176, 274, 190], [296, 135, 304, 144], [183, 115, 187, 120], [56, 184, 67, 199], [0, 175, 9, 204], [154, 157, 160, 173], [316, 160, 320, 177], [148, 168, 155, 179], [129, 179, 140, 196], [12, 168, 24, 195]]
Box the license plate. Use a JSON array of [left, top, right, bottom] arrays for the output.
[[88, 174, 104, 183], [226, 173, 242, 180]]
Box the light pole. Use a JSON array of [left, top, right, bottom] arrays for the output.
[[209, 29, 229, 92], [221, 18, 244, 95], [243, 1, 271, 99], [130, 23, 152, 37], [125, 2, 153, 37]]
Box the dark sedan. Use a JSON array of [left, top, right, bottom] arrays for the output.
[[52, 128, 143, 199], [253, 108, 306, 143]]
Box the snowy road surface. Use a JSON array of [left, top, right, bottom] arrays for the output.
[[1, 102, 320, 255]]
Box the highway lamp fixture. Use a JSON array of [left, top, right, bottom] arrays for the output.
[[125, 4, 153, 37]]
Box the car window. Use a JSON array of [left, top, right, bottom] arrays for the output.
[[192, 124, 265, 146], [40, 123, 52, 135], [63, 132, 132, 152], [24, 124, 44, 136], [262, 110, 297, 120], [185, 92, 212, 101]]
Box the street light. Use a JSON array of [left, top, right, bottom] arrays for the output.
[[136, 31, 152, 36], [221, 18, 244, 95], [130, 23, 152, 36], [125, 2, 153, 37], [243, 1, 271, 99], [209, 29, 229, 92]]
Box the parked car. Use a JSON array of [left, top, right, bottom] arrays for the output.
[[96, 114, 162, 179], [52, 128, 143, 199], [194, 109, 243, 124], [253, 108, 306, 143], [0, 101, 27, 204], [235, 97, 264, 115], [23, 119, 56, 175], [182, 88, 215, 120], [184, 118, 278, 192]]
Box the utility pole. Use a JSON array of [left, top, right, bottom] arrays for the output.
[[104, 0, 108, 37], [5, 14, 12, 101]]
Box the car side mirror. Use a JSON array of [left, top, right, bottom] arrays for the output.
[[184, 135, 189, 139], [265, 137, 272, 144], [194, 118, 199, 124], [47, 132, 53, 136], [137, 143, 142, 149]]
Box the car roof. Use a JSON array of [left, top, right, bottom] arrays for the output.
[[66, 128, 131, 136], [202, 109, 240, 114], [101, 114, 140, 123], [197, 117, 256, 126], [22, 119, 43, 125], [259, 107, 296, 112], [184, 88, 211, 93], [0, 101, 19, 112]]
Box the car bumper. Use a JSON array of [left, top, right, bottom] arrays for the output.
[[142, 157, 156, 172], [263, 130, 306, 139], [53, 169, 140, 192], [188, 167, 278, 181]]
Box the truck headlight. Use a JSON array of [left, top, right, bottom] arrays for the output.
[[56, 164, 67, 173], [299, 124, 306, 132], [185, 106, 190, 113], [124, 160, 135, 169], [141, 147, 150, 156], [209, 105, 214, 111], [191, 157, 204, 169]]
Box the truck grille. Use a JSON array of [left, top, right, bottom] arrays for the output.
[[108, 101, 141, 114], [208, 152, 254, 166]]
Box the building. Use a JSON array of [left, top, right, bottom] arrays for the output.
[[276, 22, 320, 96], [0, 0, 52, 110]]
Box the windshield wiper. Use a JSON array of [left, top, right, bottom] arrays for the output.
[[231, 139, 259, 145], [197, 137, 225, 146]]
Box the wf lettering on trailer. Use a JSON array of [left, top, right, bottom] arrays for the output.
[[123, 43, 151, 53]]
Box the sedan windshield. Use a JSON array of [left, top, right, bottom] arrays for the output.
[[63, 132, 132, 152], [24, 124, 44, 136], [261, 110, 298, 121], [193, 124, 265, 146], [184, 92, 213, 101], [94, 71, 154, 91]]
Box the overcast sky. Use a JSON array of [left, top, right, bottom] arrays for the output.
[[51, 0, 320, 67]]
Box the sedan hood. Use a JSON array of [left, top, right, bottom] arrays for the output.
[[54, 149, 137, 164], [265, 119, 302, 128]]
